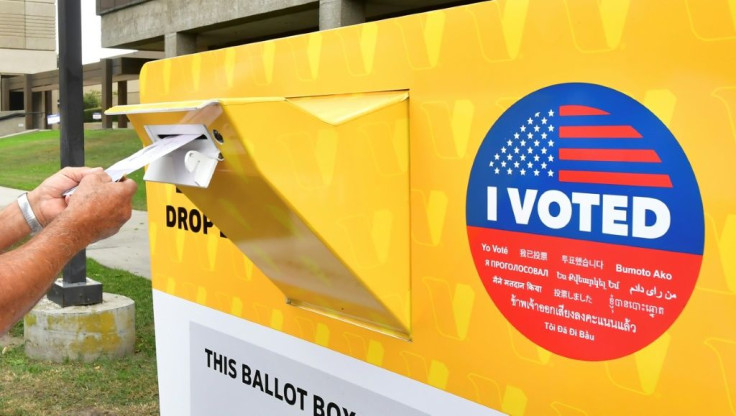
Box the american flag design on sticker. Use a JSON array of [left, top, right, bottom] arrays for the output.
[[466, 83, 704, 361], [488, 105, 672, 187]]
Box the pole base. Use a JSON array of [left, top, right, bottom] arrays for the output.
[[25, 293, 135, 362], [47, 277, 103, 307]]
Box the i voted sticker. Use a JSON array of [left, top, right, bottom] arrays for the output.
[[466, 83, 704, 361]]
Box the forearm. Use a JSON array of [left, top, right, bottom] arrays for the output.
[[0, 214, 91, 334], [0, 200, 33, 252], [0, 169, 136, 335]]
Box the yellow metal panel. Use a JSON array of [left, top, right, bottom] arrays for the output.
[[106, 97, 285, 115], [124, 93, 410, 336], [288, 90, 409, 125], [133, 1, 736, 414]]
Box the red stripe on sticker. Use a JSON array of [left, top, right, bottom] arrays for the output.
[[559, 170, 673, 188], [558, 149, 661, 163], [559, 105, 610, 116], [559, 126, 642, 138]]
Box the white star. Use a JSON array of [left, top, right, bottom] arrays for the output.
[[534, 125, 540, 132], [514, 147, 520, 154], [534, 140, 540, 147], [494, 168, 500, 174], [534, 155, 540, 161], [548, 140, 554, 147], [514, 161, 520, 168], [527, 117, 533, 124], [534, 170, 540, 176], [494, 153, 500, 160], [534, 112, 540, 118], [548, 125, 555, 132], [541, 117, 548, 124], [489, 161, 494, 167], [501, 147, 507, 153], [541, 148, 547, 154], [520, 168, 526, 175], [527, 162, 533, 168], [520, 154, 526, 161], [507, 154, 513, 160], [548, 155, 554, 162], [501, 161, 507, 167], [520, 140, 526, 146], [548, 170, 554, 177], [541, 162, 547, 169], [527, 132, 533, 139], [527, 147, 533, 154], [507, 168, 513, 175], [520, 125, 526, 132], [514, 132, 520, 139], [541, 132, 548, 139], [548, 109, 555, 117], [507, 139, 513, 146]]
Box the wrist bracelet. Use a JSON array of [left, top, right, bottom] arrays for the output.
[[17, 192, 43, 234]]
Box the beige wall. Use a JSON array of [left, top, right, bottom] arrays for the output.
[[0, 0, 57, 75], [119, 79, 140, 106], [0, 48, 56, 74], [0, 112, 27, 136], [78, 79, 140, 108], [47, 80, 140, 115], [0, 0, 55, 51]]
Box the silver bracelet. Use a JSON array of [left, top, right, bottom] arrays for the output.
[[17, 192, 43, 234]]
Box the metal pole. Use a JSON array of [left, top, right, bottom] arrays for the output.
[[48, 0, 103, 307]]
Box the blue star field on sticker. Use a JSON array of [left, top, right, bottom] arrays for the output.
[[489, 110, 556, 178]]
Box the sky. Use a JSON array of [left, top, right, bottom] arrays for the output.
[[57, 0, 136, 65]]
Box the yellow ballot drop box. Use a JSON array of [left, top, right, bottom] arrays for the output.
[[109, 1, 736, 414]]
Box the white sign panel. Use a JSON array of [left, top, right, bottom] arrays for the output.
[[153, 291, 504, 416], [191, 323, 427, 416], [47, 114, 60, 125]]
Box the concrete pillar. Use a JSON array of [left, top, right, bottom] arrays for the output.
[[43, 90, 52, 129], [23, 74, 32, 129], [319, 0, 365, 30], [164, 32, 197, 58], [101, 59, 113, 129], [1, 76, 9, 111], [117, 80, 128, 128]]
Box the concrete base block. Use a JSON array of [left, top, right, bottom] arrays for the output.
[[24, 293, 135, 362]]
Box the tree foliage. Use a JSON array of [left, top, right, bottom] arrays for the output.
[[82, 90, 101, 109]]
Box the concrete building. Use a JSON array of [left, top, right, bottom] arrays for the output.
[[98, 0, 482, 56], [2, 0, 483, 134], [92, 0, 483, 129], [1, 53, 157, 130], [0, 0, 56, 134], [0, 1, 160, 133]]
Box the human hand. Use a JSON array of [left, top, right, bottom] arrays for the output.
[[27, 167, 105, 226], [56, 170, 137, 244]]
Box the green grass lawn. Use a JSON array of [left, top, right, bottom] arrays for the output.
[[0, 260, 159, 416], [0, 129, 158, 415], [0, 129, 147, 211]]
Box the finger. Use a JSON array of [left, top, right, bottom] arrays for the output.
[[73, 170, 110, 189], [118, 177, 138, 194], [60, 166, 104, 183], [92, 170, 114, 183]]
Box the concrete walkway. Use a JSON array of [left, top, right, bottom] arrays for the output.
[[0, 186, 151, 279]]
